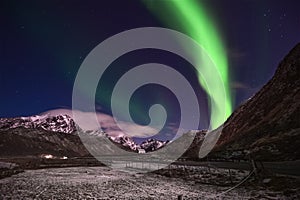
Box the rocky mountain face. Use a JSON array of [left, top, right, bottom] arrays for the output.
[[181, 130, 207, 160], [108, 135, 139, 151], [0, 114, 77, 134], [211, 43, 300, 161], [140, 138, 168, 152]]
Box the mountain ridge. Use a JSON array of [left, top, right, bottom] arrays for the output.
[[211, 43, 300, 161], [0, 113, 168, 154]]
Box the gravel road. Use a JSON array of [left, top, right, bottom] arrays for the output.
[[0, 166, 297, 199]]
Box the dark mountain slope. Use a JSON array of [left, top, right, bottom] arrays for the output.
[[0, 127, 90, 157], [212, 43, 300, 161]]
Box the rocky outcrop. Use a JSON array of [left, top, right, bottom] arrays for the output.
[[140, 138, 168, 152], [181, 130, 206, 160]]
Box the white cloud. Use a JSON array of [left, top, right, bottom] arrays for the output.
[[42, 108, 158, 138]]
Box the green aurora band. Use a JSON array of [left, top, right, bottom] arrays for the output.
[[145, 0, 233, 129]]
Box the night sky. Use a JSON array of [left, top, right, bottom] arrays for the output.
[[1, 0, 299, 139]]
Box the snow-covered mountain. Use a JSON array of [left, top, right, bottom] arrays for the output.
[[0, 114, 167, 152], [0, 114, 77, 134], [109, 135, 139, 151], [140, 138, 168, 152]]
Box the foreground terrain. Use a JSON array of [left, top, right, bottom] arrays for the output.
[[1, 166, 299, 199]]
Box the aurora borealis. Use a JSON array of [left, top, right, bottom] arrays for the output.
[[1, 0, 300, 141], [145, 0, 232, 129]]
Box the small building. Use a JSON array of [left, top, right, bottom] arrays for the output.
[[40, 154, 54, 159], [137, 148, 146, 154]]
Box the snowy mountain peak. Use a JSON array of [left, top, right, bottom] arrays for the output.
[[0, 113, 174, 152], [0, 114, 77, 134], [109, 135, 139, 151], [140, 139, 168, 152]]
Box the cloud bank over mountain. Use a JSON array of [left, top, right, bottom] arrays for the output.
[[42, 108, 159, 138]]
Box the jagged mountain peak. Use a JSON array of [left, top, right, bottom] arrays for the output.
[[0, 114, 77, 134], [140, 138, 168, 152]]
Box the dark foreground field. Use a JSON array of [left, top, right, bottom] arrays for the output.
[[1, 165, 299, 199]]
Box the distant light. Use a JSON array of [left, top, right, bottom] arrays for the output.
[[44, 154, 53, 159]]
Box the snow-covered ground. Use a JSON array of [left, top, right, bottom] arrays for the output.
[[1, 166, 297, 199]]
